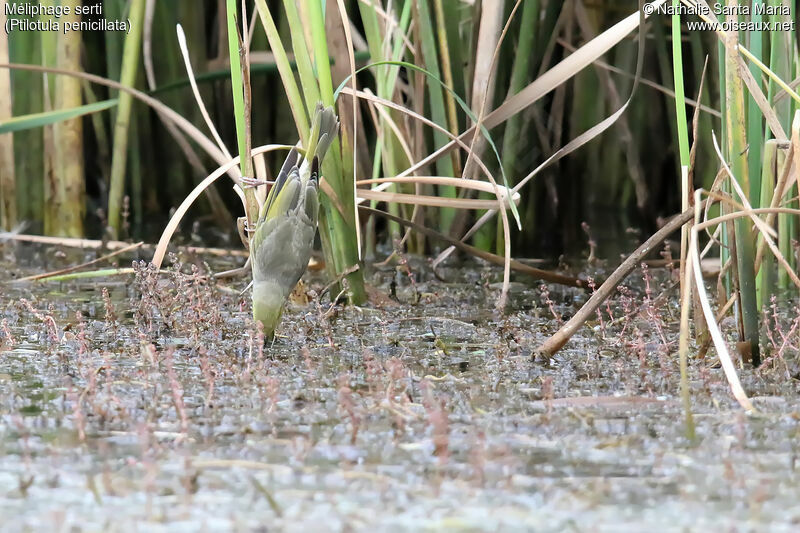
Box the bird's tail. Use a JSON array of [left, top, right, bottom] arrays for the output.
[[305, 103, 340, 169]]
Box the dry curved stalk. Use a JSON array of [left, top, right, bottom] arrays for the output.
[[176, 24, 233, 164], [372, 101, 415, 164], [343, 92, 511, 186], [151, 144, 292, 269], [0, 63, 239, 182], [536, 187, 794, 411], [0, 232, 246, 258], [356, 190, 513, 210], [136, 19, 232, 224], [343, 88, 499, 187], [461, 0, 524, 309], [357, 176, 519, 204], [434, 78, 644, 268], [343, 85, 515, 306], [688, 192, 753, 411], [710, 132, 800, 288], [694, 207, 800, 289], [14, 241, 144, 282], [361, 95, 419, 250], [462, 0, 517, 181], [397, 0, 668, 178], [359, 206, 586, 289], [558, 39, 721, 118], [433, 1, 654, 268], [534, 203, 700, 358], [143, 0, 156, 90], [359, 89, 440, 251]]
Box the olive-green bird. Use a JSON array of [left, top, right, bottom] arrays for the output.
[[251, 104, 339, 338]]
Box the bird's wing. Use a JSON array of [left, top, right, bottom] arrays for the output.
[[259, 147, 299, 224], [304, 157, 319, 222]]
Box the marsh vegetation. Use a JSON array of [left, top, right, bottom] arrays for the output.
[[2, 0, 800, 530]]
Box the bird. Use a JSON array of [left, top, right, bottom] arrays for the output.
[[250, 104, 339, 339]]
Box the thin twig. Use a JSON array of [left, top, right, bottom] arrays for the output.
[[535, 202, 704, 358], [0, 232, 248, 258], [360, 206, 586, 289], [15, 241, 144, 282]]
